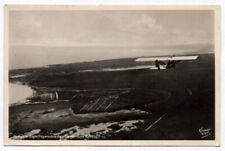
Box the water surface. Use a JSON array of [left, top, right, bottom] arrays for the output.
[[9, 83, 33, 105]]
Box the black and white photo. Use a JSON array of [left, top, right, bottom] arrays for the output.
[[4, 5, 220, 146]]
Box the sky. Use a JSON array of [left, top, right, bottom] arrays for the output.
[[8, 10, 214, 69]]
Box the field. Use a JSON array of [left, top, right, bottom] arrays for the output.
[[9, 53, 215, 140]]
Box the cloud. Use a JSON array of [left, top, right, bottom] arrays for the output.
[[136, 15, 163, 32], [9, 11, 213, 47], [119, 15, 163, 34]]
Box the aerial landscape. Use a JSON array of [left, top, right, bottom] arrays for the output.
[[8, 53, 215, 140], [7, 7, 216, 141]]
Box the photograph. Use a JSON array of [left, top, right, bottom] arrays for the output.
[[4, 5, 220, 146]]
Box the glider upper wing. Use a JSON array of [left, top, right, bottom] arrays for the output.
[[135, 55, 199, 62]]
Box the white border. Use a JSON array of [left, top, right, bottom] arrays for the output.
[[0, 0, 224, 151]]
